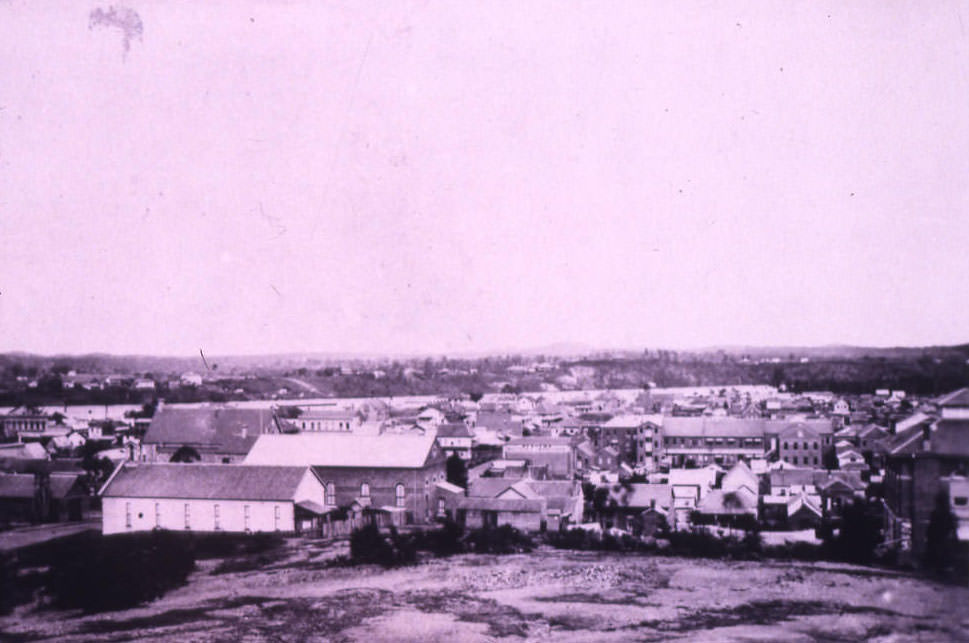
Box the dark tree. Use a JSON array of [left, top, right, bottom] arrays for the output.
[[924, 490, 958, 574], [822, 449, 839, 470], [277, 405, 303, 419], [446, 454, 468, 489], [170, 445, 202, 463], [468, 391, 484, 403], [824, 499, 881, 564]]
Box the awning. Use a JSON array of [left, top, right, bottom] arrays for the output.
[[295, 500, 327, 515]]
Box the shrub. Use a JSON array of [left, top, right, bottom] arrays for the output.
[[821, 500, 881, 565], [349, 524, 415, 567], [187, 532, 285, 560], [465, 525, 533, 554], [45, 531, 195, 612], [410, 519, 465, 557], [666, 529, 730, 558], [350, 524, 395, 566]]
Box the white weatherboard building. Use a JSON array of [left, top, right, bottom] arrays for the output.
[[99, 464, 327, 535]]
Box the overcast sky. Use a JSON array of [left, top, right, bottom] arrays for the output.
[[2, 1, 968, 356]]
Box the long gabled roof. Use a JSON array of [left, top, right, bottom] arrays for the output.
[[244, 432, 439, 468], [661, 417, 767, 438], [101, 463, 315, 500], [0, 473, 82, 500], [938, 388, 969, 408], [143, 406, 279, 455]]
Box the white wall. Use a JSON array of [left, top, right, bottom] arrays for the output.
[[103, 497, 296, 535], [294, 469, 326, 505]]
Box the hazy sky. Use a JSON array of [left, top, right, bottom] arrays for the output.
[[2, 1, 968, 356]]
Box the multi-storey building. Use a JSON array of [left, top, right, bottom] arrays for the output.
[[591, 414, 659, 469]]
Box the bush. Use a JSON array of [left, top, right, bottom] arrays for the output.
[[410, 519, 465, 557], [349, 524, 395, 566], [821, 500, 881, 565], [465, 525, 534, 554], [45, 531, 196, 612], [187, 532, 285, 559], [349, 524, 415, 567], [546, 528, 652, 553]]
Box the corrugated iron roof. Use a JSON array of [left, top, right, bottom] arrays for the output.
[[101, 464, 314, 500], [245, 432, 438, 468], [143, 406, 278, 455]]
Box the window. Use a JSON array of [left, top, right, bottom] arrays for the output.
[[813, 457, 818, 466], [360, 482, 370, 498], [954, 497, 968, 506], [274, 505, 281, 530], [395, 483, 406, 508], [184, 504, 191, 529], [214, 504, 221, 530], [813, 442, 818, 450], [155, 502, 161, 528], [326, 482, 336, 506], [125, 502, 132, 528], [783, 442, 789, 450], [793, 456, 798, 465]]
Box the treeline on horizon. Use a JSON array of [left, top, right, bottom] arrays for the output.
[[1, 345, 968, 407]]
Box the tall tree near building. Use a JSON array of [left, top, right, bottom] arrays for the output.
[[924, 490, 958, 574], [446, 453, 468, 489]]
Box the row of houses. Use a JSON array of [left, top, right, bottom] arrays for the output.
[[590, 461, 867, 536]]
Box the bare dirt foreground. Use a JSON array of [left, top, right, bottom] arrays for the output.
[[3, 540, 968, 642]]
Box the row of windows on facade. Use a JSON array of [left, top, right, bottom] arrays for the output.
[[3, 420, 47, 431], [782, 455, 819, 466], [325, 482, 407, 507], [300, 420, 353, 431], [125, 502, 282, 531], [123, 484, 411, 530], [782, 441, 819, 451], [664, 437, 763, 447]]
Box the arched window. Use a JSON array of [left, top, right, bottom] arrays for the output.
[[395, 483, 406, 508], [326, 482, 336, 506], [360, 482, 370, 498]]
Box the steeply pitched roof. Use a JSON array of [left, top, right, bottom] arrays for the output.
[[143, 406, 279, 455], [721, 460, 758, 493], [101, 464, 314, 500], [886, 424, 925, 455], [938, 388, 969, 408], [696, 487, 758, 515], [244, 432, 439, 468]]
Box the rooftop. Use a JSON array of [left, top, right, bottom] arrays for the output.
[[101, 463, 314, 501], [244, 432, 440, 468]]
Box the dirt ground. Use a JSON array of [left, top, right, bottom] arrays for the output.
[[3, 540, 968, 642]]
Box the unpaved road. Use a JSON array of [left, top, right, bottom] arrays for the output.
[[4, 542, 968, 642]]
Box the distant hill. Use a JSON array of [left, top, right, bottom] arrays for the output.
[[2, 341, 968, 376]]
